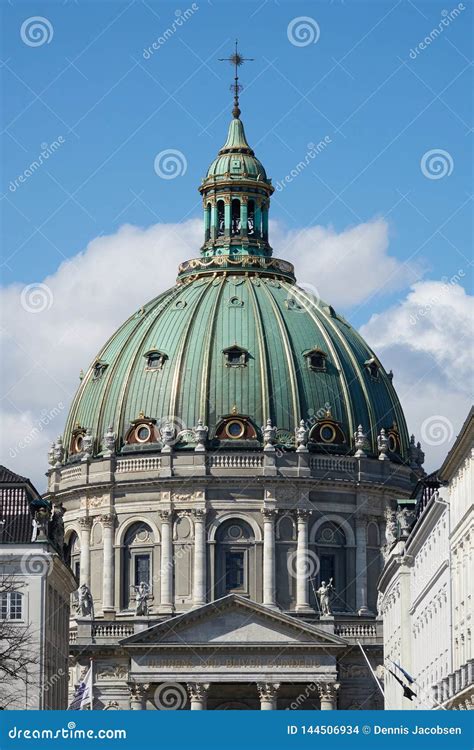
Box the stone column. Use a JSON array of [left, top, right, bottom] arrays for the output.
[[318, 682, 339, 710], [224, 198, 231, 237], [262, 508, 276, 608], [128, 683, 148, 710], [187, 682, 210, 710], [257, 682, 280, 710], [296, 510, 312, 612], [100, 513, 115, 617], [355, 516, 371, 615], [159, 510, 173, 613], [210, 203, 217, 240], [79, 517, 92, 588], [193, 509, 207, 608]]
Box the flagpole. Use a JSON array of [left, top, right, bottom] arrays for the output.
[[357, 640, 385, 699]]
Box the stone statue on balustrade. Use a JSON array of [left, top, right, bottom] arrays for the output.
[[317, 578, 334, 615], [75, 583, 94, 619], [133, 582, 150, 616]]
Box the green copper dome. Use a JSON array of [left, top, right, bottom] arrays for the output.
[[63, 103, 410, 463], [205, 118, 268, 181]]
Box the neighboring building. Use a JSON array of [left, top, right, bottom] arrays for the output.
[[0, 465, 76, 710], [378, 409, 473, 710], [46, 69, 424, 711]]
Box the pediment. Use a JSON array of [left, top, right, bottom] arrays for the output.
[[121, 595, 346, 648]]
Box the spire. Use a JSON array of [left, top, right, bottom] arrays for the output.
[[219, 40, 254, 120]]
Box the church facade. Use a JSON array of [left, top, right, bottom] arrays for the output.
[[45, 71, 425, 710]]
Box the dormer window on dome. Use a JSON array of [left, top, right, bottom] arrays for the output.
[[309, 409, 346, 446], [125, 413, 158, 446], [70, 425, 86, 454], [223, 345, 248, 368], [144, 349, 167, 371], [304, 348, 328, 372], [92, 360, 108, 380], [215, 409, 258, 443], [365, 357, 380, 380]]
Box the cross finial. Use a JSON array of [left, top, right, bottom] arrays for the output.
[[219, 39, 254, 119]]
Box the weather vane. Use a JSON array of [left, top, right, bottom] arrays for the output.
[[219, 40, 254, 118]]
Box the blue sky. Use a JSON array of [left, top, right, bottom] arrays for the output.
[[0, 0, 472, 486], [2, 1, 472, 310]]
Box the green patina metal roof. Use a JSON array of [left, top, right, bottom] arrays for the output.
[[63, 98, 410, 461], [205, 117, 268, 181], [64, 274, 409, 458]]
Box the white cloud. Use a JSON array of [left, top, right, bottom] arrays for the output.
[[0, 218, 469, 488], [360, 280, 473, 471], [273, 217, 421, 307]]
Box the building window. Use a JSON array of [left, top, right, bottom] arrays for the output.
[[231, 199, 241, 236], [217, 200, 225, 236], [223, 345, 248, 368], [216, 519, 254, 598], [304, 348, 327, 372], [92, 361, 108, 380], [225, 550, 245, 590], [365, 357, 379, 379], [123, 522, 154, 610], [247, 199, 255, 235], [0, 592, 23, 620], [144, 350, 167, 371], [314, 521, 348, 612]]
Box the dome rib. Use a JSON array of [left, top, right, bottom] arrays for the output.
[[246, 279, 271, 424], [198, 277, 226, 424]]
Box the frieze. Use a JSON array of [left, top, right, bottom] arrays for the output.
[[96, 664, 129, 680], [132, 653, 333, 672]]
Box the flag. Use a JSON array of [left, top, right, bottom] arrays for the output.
[[389, 659, 415, 684], [387, 668, 417, 701], [68, 663, 93, 710]]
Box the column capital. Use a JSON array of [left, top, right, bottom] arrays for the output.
[[261, 507, 277, 520], [159, 509, 172, 521], [193, 508, 207, 520], [128, 682, 149, 701], [99, 513, 115, 528], [317, 682, 340, 702], [186, 682, 210, 701], [296, 509, 312, 522], [79, 516, 92, 529], [257, 682, 280, 701]]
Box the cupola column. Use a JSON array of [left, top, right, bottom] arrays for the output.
[[296, 510, 312, 613], [355, 514, 371, 616], [262, 507, 277, 608], [100, 513, 115, 617], [78, 517, 92, 589], [193, 509, 207, 608], [224, 198, 231, 237], [210, 202, 217, 240], [159, 510, 174, 613]]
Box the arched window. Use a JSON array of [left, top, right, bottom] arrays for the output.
[[65, 531, 81, 582], [217, 200, 225, 237], [247, 199, 255, 236], [231, 199, 241, 236], [205, 202, 211, 241], [216, 519, 255, 598], [314, 521, 347, 612], [123, 522, 154, 610]]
